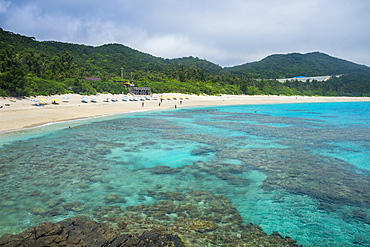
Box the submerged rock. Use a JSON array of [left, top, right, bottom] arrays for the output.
[[62, 201, 88, 212], [0, 216, 186, 247], [141, 141, 157, 146], [181, 219, 218, 233], [150, 165, 180, 175], [104, 194, 127, 204], [30, 206, 49, 215]]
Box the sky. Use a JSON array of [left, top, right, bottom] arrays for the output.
[[1, 0, 370, 67]]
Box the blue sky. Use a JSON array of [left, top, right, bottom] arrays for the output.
[[1, 0, 369, 67]]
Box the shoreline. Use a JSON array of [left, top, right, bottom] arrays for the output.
[[1, 93, 370, 133]]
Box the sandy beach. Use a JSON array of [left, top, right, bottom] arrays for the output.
[[1, 93, 370, 133]]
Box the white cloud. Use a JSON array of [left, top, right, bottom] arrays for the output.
[[0, 0, 10, 13], [1, 0, 370, 67]]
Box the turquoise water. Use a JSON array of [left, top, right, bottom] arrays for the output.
[[1, 102, 370, 246]]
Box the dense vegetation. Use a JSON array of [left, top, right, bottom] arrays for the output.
[[226, 52, 370, 79], [1, 28, 370, 97]]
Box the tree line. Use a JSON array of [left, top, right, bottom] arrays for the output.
[[1, 28, 370, 97]]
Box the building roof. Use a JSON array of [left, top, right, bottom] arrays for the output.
[[83, 77, 101, 81]]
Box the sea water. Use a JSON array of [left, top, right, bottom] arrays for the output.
[[0, 102, 370, 246]]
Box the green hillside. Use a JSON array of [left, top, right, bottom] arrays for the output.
[[0, 28, 223, 79], [226, 52, 370, 79], [1, 28, 370, 97]]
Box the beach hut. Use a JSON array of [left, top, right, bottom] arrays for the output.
[[128, 87, 152, 96]]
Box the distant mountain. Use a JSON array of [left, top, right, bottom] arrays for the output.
[[226, 52, 370, 79]]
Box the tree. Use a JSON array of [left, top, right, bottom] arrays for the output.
[[246, 86, 263, 95], [46, 51, 75, 80], [0, 49, 27, 96]]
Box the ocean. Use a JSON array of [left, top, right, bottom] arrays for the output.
[[1, 102, 369, 246]]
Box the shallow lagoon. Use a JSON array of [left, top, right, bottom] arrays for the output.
[[1, 102, 370, 246]]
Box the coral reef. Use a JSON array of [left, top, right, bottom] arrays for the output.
[[90, 191, 301, 247], [217, 147, 370, 209], [0, 191, 301, 247], [0, 217, 185, 247]]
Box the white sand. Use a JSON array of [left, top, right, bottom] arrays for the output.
[[1, 93, 369, 133]]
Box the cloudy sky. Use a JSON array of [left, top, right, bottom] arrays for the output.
[[1, 0, 369, 67]]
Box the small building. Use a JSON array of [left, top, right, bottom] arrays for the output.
[[128, 87, 152, 95], [83, 77, 102, 81], [276, 75, 333, 83]]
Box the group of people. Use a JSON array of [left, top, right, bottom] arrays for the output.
[[140, 98, 183, 108]]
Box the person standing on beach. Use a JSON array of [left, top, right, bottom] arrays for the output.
[[142, 102, 144, 107]]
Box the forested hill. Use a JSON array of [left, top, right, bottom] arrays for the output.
[[226, 52, 370, 79], [0, 28, 222, 78], [1, 28, 370, 97]]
